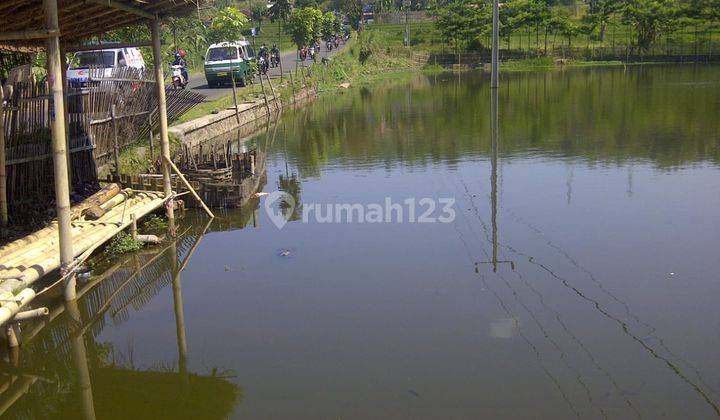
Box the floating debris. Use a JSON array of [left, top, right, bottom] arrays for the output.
[[276, 248, 295, 258], [254, 192, 270, 198]]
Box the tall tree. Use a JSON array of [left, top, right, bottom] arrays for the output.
[[208, 7, 250, 43], [583, 0, 622, 41], [434, 0, 491, 60], [622, 0, 679, 50], [284, 7, 324, 48], [267, 0, 293, 23]]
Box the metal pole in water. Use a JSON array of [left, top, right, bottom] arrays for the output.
[[491, 0, 499, 88]]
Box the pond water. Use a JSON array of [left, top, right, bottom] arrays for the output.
[[5, 64, 720, 419]]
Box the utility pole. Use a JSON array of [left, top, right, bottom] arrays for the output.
[[403, 0, 411, 47], [491, 0, 499, 88]]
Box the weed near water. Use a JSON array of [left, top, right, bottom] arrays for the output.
[[104, 232, 144, 257]]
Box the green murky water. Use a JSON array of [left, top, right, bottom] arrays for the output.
[[4, 64, 720, 419]]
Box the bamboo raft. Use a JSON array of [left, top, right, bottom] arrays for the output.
[[0, 188, 167, 326]]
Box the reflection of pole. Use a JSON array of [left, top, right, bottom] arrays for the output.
[[65, 299, 97, 420], [491, 0, 499, 88], [170, 240, 189, 390], [477, 87, 514, 272], [490, 86, 499, 271]]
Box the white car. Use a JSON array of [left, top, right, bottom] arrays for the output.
[[67, 46, 145, 88]]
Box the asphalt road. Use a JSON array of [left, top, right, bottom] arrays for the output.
[[187, 42, 348, 101]]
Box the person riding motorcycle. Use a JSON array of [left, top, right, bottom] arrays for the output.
[[172, 51, 188, 84], [271, 44, 280, 67], [258, 44, 269, 73]]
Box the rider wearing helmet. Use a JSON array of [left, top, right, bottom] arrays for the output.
[[271, 44, 280, 66], [172, 51, 188, 83]]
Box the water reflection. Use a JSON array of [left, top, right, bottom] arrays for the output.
[[0, 216, 239, 419]]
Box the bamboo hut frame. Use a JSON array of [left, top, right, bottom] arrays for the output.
[[0, 1, 208, 331]]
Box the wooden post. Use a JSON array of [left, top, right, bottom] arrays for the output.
[[148, 110, 154, 161], [151, 20, 175, 231], [130, 213, 137, 240], [230, 70, 241, 126], [164, 157, 214, 218], [44, 0, 76, 301], [265, 73, 280, 112], [258, 70, 271, 116], [279, 54, 284, 82], [289, 70, 296, 105], [111, 104, 120, 180], [0, 86, 7, 229]]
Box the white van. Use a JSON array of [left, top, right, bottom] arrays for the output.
[[204, 40, 256, 88], [67, 46, 146, 88]]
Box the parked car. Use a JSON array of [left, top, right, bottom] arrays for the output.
[[67, 46, 145, 88], [203, 40, 256, 88]]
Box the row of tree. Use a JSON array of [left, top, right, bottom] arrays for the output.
[[106, 3, 343, 70], [434, 0, 720, 54]]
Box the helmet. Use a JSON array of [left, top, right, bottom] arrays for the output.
[[174, 52, 181, 60]]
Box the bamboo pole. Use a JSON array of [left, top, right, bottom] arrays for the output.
[[150, 20, 175, 232], [163, 157, 214, 218], [44, 0, 76, 301], [111, 104, 120, 180], [0, 86, 7, 229], [257, 69, 271, 116], [0, 192, 162, 286], [265, 73, 281, 112], [230, 70, 241, 126], [65, 298, 97, 420]]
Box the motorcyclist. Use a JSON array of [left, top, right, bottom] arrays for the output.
[[172, 50, 188, 83], [258, 44, 269, 73], [271, 44, 280, 66]]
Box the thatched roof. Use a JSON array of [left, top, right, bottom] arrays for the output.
[[0, 0, 202, 51]]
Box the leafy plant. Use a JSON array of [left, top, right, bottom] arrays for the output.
[[208, 7, 250, 43], [284, 7, 324, 49], [104, 232, 143, 257]]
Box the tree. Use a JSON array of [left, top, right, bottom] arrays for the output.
[[267, 0, 292, 23], [284, 7, 324, 49], [208, 7, 250, 43], [339, 0, 363, 29], [622, 0, 679, 51], [583, 0, 622, 41], [434, 0, 490, 60], [249, 0, 268, 29], [321, 12, 339, 41]]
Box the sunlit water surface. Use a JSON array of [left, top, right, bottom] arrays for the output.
[[5, 64, 720, 419]]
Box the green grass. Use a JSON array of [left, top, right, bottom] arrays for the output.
[[245, 21, 296, 54], [365, 17, 720, 57]]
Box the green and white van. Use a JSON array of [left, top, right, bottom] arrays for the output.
[[203, 40, 256, 88]]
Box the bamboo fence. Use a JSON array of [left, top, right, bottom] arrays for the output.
[[1, 67, 204, 226]]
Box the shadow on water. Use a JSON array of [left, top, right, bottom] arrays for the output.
[[0, 215, 241, 419]]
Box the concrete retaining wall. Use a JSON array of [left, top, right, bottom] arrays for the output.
[[169, 86, 317, 148]]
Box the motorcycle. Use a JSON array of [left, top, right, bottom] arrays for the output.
[[270, 51, 280, 68], [326, 40, 333, 51], [170, 64, 187, 89], [309, 46, 316, 62], [258, 56, 269, 75]]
